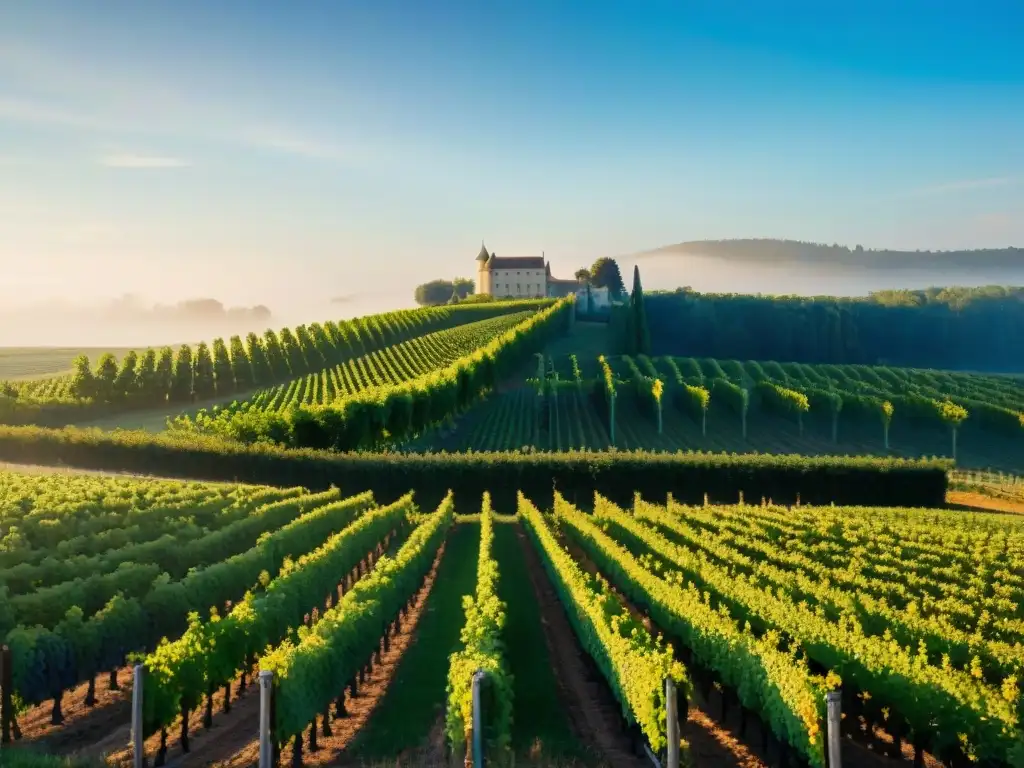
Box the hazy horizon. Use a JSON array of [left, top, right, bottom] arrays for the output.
[[2, 1, 1022, 345], [6, 248, 1024, 346]]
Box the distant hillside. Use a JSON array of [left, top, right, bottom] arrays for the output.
[[638, 239, 1024, 271]]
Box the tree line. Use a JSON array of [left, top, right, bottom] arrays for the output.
[[642, 287, 1024, 371], [647, 239, 1024, 271], [414, 278, 476, 306]]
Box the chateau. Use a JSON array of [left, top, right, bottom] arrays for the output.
[[475, 243, 579, 299]]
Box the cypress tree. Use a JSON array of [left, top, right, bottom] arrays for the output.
[[229, 335, 252, 391], [94, 353, 119, 403], [345, 321, 368, 357], [279, 328, 305, 376], [307, 323, 334, 367], [322, 321, 346, 361], [294, 325, 323, 371], [155, 347, 175, 403], [136, 349, 158, 404], [193, 342, 216, 399], [246, 332, 272, 385], [263, 329, 288, 380], [170, 345, 194, 402], [212, 338, 234, 395], [69, 354, 96, 400], [630, 265, 652, 355], [114, 351, 139, 401]]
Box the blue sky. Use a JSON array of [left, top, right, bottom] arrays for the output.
[[1, 0, 1022, 321]]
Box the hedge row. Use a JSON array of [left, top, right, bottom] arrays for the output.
[[0, 426, 950, 510]]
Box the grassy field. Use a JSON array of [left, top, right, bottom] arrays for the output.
[[0, 347, 137, 381]]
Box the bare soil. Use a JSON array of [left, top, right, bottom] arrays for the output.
[[117, 543, 448, 768], [947, 489, 1024, 515], [12, 667, 133, 755]]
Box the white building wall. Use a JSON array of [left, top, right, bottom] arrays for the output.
[[477, 266, 491, 295], [488, 268, 547, 298]]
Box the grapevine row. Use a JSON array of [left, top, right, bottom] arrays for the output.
[[446, 493, 513, 755], [556, 493, 829, 767], [0, 300, 552, 426], [4, 488, 362, 717], [171, 297, 573, 451], [260, 492, 454, 748], [593, 498, 1022, 764], [518, 493, 687, 755], [143, 493, 412, 734]]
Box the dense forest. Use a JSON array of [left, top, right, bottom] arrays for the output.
[[642, 239, 1024, 271], [643, 286, 1024, 370]]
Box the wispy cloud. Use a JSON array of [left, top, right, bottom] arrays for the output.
[[240, 128, 360, 164], [0, 43, 463, 178], [909, 177, 1016, 196], [0, 97, 112, 132], [99, 153, 191, 169]]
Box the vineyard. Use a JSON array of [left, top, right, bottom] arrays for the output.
[[4, 467, 1024, 768], [407, 352, 1024, 473], [165, 310, 538, 441], [4, 295, 1024, 768], [163, 299, 573, 451], [0, 301, 551, 429]]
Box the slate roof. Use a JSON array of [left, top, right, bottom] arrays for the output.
[[486, 256, 547, 270]]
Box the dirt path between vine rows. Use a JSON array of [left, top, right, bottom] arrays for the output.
[[10, 666, 134, 756], [551, 531, 768, 768], [561, 529, 946, 768], [202, 543, 447, 768]]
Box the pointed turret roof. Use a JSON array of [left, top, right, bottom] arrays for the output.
[[476, 242, 491, 262]]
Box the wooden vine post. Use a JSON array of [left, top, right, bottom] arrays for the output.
[[665, 677, 681, 768], [259, 670, 276, 768], [131, 664, 145, 768], [826, 690, 842, 768]]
